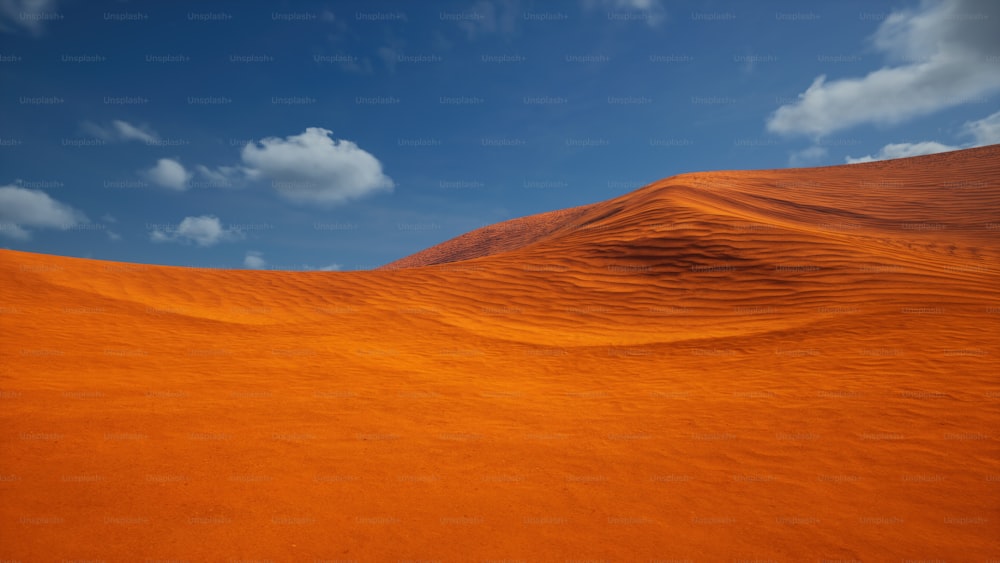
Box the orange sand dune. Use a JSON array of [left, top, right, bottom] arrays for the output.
[[2, 145, 999, 561]]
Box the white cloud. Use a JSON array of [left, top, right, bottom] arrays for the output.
[[962, 109, 1000, 145], [844, 110, 1000, 163], [150, 215, 242, 247], [240, 127, 393, 205], [112, 120, 158, 143], [0, 184, 86, 239], [0, 0, 58, 35], [767, 0, 1000, 137], [194, 164, 246, 189], [846, 141, 962, 163], [82, 120, 159, 144], [144, 158, 191, 190], [263, 263, 341, 271], [243, 251, 266, 269], [136, 128, 391, 203], [788, 146, 829, 167]]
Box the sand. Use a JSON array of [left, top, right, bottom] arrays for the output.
[[1, 145, 999, 560]]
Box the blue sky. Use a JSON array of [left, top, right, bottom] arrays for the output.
[[1, 0, 998, 270]]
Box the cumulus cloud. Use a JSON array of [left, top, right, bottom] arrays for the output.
[[0, 184, 86, 239], [150, 215, 242, 246], [136, 128, 391, 203], [143, 158, 191, 190], [767, 0, 1000, 137], [243, 250, 266, 269], [0, 0, 58, 35], [240, 127, 393, 205], [845, 110, 1000, 163], [144, 158, 247, 190]]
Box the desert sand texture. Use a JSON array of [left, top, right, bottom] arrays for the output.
[[2, 145, 999, 561]]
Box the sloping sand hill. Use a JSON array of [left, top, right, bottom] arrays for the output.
[[2, 145, 998, 560]]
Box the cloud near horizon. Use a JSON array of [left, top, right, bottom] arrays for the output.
[[767, 0, 1000, 138], [845, 110, 1000, 163], [150, 215, 242, 246], [0, 184, 87, 239], [241, 251, 342, 271], [845, 141, 962, 164], [243, 250, 266, 269]]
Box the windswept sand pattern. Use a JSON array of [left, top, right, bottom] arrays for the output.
[[1, 146, 999, 560], [380, 205, 595, 270]]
